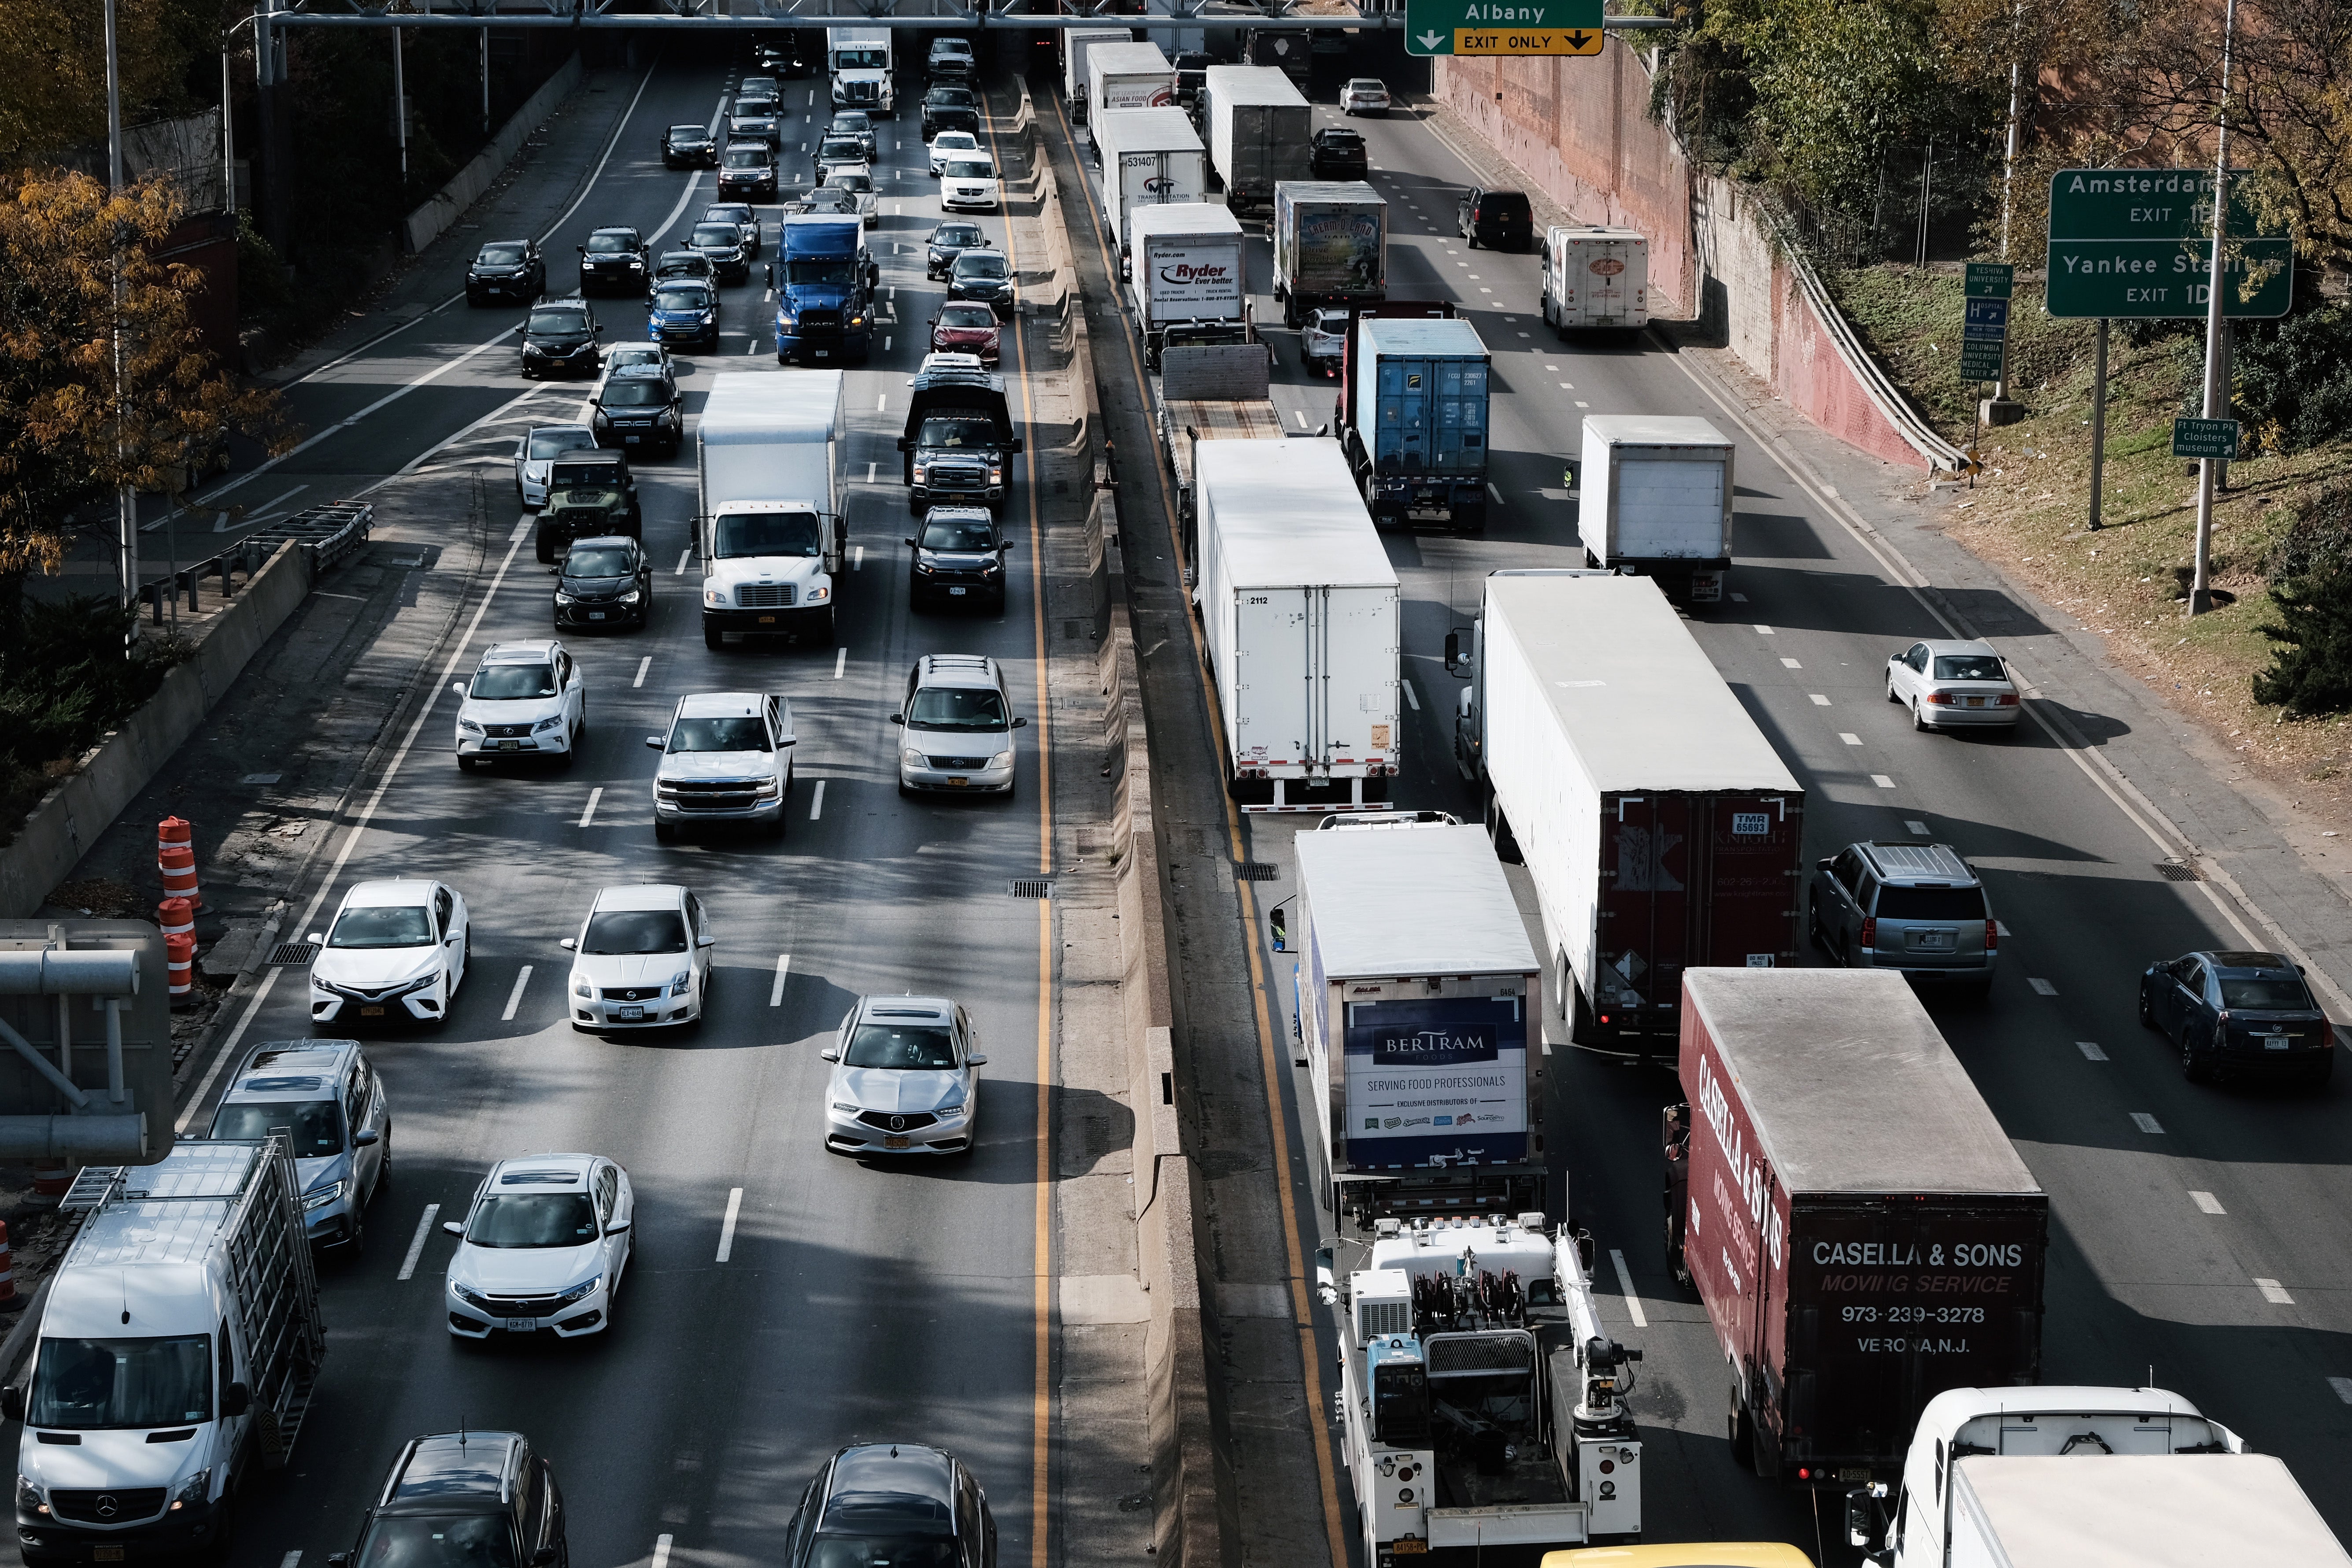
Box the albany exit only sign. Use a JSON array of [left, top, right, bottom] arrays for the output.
[[1405, 0, 1606, 55]]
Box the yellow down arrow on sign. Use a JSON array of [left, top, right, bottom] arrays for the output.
[[1454, 26, 1605, 52]]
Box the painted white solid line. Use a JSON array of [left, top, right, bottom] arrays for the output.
[[1906, 819, 1931, 834], [1754, 624, 1774, 635], [770, 953, 792, 1006], [1781, 657, 1802, 669], [676, 547, 692, 574], [716, 1188, 744, 1262], [2190, 1190, 2225, 1214], [2256, 1277, 2295, 1305], [834, 647, 847, 679], [1293, 409, 1307, 428], [511, 516, 532, 542], [853, 544, 865, 570], [633, 656, 651, 689], [868, 461, 877, 481], [578, 787, 603, 828], [2331, 1377, 2352, 1405], [2076, 1040, 2108, 1061], [2130, 1112, 2165, 1134], [500, 966, 536, 1023], [249, 484, 308, 518], [2029, 976, 2057, 995], [1607, 1249, 1648, 1329], [810, 779, 826, 820], [396, 1205, 441, 1281], [178, 520, 537, 1133], [1839, 732, 1862, 746], [281, 1550, 303, 1568], [1871, 773, 1896, 788], [1486, 481, 1504, 507], [878, 393, 887, 410], [1402, 680, 1420, 711], [885, 335, 893, 351], [1809, 693, 1831, 706], [361, 387, 551, 502], [652, 1537, 673, 1568]]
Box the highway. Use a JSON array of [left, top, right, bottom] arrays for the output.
[[1054, 77, 2352, 1559], [156, 49, 1061, 1568]]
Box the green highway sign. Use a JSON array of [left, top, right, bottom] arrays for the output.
[[1965, 262, 2014, 299], [2047, 168, 2293, 319], [1405, 0, 1605, 55], [2171, 417, 2241, 461], [1960, 340, 2005, 381]]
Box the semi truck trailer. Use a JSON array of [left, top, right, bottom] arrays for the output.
[[1341, 315, 1492, 533]]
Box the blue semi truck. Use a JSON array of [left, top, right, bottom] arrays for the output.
[[1339, 314, 1491, 533], [772, 214, 878, 365]]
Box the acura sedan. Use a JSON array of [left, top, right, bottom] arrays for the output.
[[822, 994, 986, 1155]]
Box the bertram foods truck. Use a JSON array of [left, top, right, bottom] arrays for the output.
[[1195, 437, 1398, 811], [697, 370, 848, 649], [1279, 817, 1544, 1220], [1446, 571, 1805, 1054], [1665, 968, 2050, 1490], [5, 1140, 326, 1562]]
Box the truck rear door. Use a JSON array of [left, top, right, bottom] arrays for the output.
[[1318, 585, 1395, 770], [1233, 588, 1309, 771], [1616, 452, 1726, 558], [1432, 357, 1487, 475], [1583, 240, 1633, 322], [1599, 793, 1800, 1043]]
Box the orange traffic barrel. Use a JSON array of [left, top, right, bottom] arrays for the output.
[[166, 932, 196, 1003], [159, 844, 199, 900], [30, 1164, 70, 1198], [158, 896, 195, 938], [157, 815, 193, 854], [0, 1220, 17, 1306]]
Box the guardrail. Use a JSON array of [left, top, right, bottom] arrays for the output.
[[139, 502, 371, 626]]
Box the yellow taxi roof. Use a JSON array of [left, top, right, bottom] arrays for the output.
[[1542, 1546, 1814, 1568]]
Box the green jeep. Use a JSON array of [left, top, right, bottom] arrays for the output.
[[536, 452, 643, 562]]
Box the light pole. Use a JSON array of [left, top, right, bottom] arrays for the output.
[[104, 0, 136, 616], [2188, 0, 2236, 616], [393, 17, 408, 184], [223, 14, 259, 221]]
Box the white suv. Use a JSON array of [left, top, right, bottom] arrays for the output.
[[453, 640, 587, 770], [561, 884, 715, 1030], [891, 653, 1025, 798], [647, 692, 796, 841]]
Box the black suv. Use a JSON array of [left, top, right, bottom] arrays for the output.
[[925, 221, 986, 281], [718, 142, 779, 201], [1458, 186, 1534, 251], [662, 122, 717, 167], [590, 365, 684, 457], [468, 239, 545, 305], [899, 361, 1021, 514], [577, 226, 648, 293], [688, 219, 752, 283], [328, 1434, 567, 1568], [907, 505, 1013, 611], [729, 94, 782, 147], [784, 1445, 993, 1568], [921, 85, 982, 140], [1310, 127, 1368, 179], [521, 296, 601, 379]]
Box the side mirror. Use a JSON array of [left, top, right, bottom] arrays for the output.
[[605, 1221, 631, 1236], [646, 736, 666, 750], [559, 937, 577, 951], [819, 1047, 840, 1062], [328, 1556, 353, 1568], [450, 681, 469, 699], [443, 1220, 465, 1235], [896, 437, 914, 452], [307, 933, 325, 946], [353, 1129, 380, 1147], [889, 714, 905, 725], [0, 1386, 23, 1421], [1443, 629, 1462, 673], [1009, 437, 1024, 454], [1269, 904, 1289, 953], [576, 245, 586, 254], [223, 1381, 251, 1418], [1845, 1487, 1882, 1550], [904, 537, 919, 547], [534, 1550, 560, 1567], [1817, 858, 1835, 871], [1001, 538, 1016, 550], [928, 318, 939, 326], [1012, 716, 1028, 728]]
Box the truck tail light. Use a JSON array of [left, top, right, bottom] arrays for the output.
[[1985, 920, 1998, 952], [1860, 916, 1876, 948]]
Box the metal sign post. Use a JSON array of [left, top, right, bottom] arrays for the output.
[[2089, 319, 2108, 529]]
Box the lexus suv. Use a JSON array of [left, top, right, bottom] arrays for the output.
[[891, 653, 1025, 798], [443, 1157, 632, 1339], [452, 640, 587, 770], [647, 691, 796, 840], [822, 995, 985, 1156], [1809, 840, 1996, 994], [325, 1434, 568, 1568]]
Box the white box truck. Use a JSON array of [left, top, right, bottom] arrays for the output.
[[1062, 27, 1133, 121], [1094, 108, 1206, 257], [1541, 226, 1649, 335], [1273, 180, 1387, 328], [1089, 40, 1175, 127], [1445, 571, 1804, 1056], [1281, 819, 1545, 1219], [698, 370, 848, 648], [1128, 202, 1249, 367], [1203, 65, 1310, 213], [5, 1140, 325, 1562], [1577, 414, 1736, 602], [828, 27, 893, 117], [1195, 437, 1398, 811]]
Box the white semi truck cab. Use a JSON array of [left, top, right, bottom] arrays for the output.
[[697, 371, 847, 649]]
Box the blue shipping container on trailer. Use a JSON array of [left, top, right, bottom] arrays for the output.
[[1347, 316, 1491, 533]]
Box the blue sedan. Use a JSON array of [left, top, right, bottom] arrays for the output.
[[647, 280, 719, 352], [2139, 948, 2335, 1087]]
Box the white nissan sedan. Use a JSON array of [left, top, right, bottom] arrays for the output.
[[308, 879, 470, 1028], [443, 1154, 633, 1339], [562, 884, 716, 1030], [1885, 638, 2023, 731]]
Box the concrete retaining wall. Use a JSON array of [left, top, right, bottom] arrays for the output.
[[403, 54, 583, 255], [0, 544, 317, 917]]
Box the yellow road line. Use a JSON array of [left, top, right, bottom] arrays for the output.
[[1044, 89, 1349, 1568]]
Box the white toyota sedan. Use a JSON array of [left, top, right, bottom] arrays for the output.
[[308, 879, 469, 1028], [562, 884, 716, 1030], [443, 1154, 634, 1339]]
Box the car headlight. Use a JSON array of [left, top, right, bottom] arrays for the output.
[[574, 975, 593, 999], [934, 1101, 965, 1121], [979, 558, 1000, 573], [669, 970, 693, 997], [619, 589, 641, 605], [777, 313, 796, 329], [914, 559, 936, 575], [990, 751, 1013, 769], [533, 715, 563, 733], [20, 1474, 48, 1515], [902, 747, 926, 766], [851, 314, 866, 327], [169, 1468, 212, 1510], [303, 1180, 348, 1212], [452, 1283, 495, 1311], [555, 592, 576, 605], [754, 777, 781, 799], [832, 1102, 861, 1114], [805, 585, 829, 603], [988, 467, 1003, 485], [555, 1274, 603, 1305], [704, 587, 728, 607], [911, 464, 927, 484], [458, 717, 483, 734]]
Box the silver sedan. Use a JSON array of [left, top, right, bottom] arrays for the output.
[[514, 423, 596, 510], [1886, 638, 2022, 730]]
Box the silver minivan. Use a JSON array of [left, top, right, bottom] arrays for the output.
[[891, 654, 1025, 797], [205, 1039, 388, 1251], [1808, 841, 1996, 993]]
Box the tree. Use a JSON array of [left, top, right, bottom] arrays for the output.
[[0, 167, 288, 594], [2252, 563, 2352, 716]]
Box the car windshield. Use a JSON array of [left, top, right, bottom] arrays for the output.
[[933, 88, 977, 107], [528, 430, 592, 459], [554, 460, 625, 488], [471, 663, 558, 700], [603, 380, 670, 407], [657, 256, 706, 274], [803, 189, 852, 211], [566, 546, 635, 577], [211, 1098, 344, 1154], [668, 716, 771, 752], [28, 1335, 210, 1429], [736, 101, 775, 118], [463, 1192, 598, 1249], [921, 515, 996, 551], [821, 139, 862, 158], [606, 348, 661, 369], [356, 1516, 520, 1568], [693, 224, 741, 248], [836, 115, 872, 132], [724, 148, 770, 168], [845, 1022, 958, 1069], [653, 288, 710, 312], [908, 685, 1009, 731], [1934, 654, 2005, 681], [669, 124, 704, 138], [832, 173, 873, 192], [1872, 885, 1988, 920], [528, 310, 587, 335], [478, 243, 527, 265], [586, 233, 634, 254], [935, 134, 976, 151], [714, 511, 821, 559], [581, 910, 688, 954], [1323, 131, 1363, 148], [836, 45, 887, 68], [944, 161, 991, 180], [2218, 975, 2316, 1010], [788, 257, 856, 285], [932, 226, 980, 248], [918, 415, 999, 449], [956, 254, 1006, 278], [706, 206, 751, 224], [328, 903, 433, 947], [1310, 311, 1349, 333], [938, 305, 995, 330], [1349, 78, 1385, 90]]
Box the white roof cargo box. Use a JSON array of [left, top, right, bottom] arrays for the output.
[[1197, 438, 1393, 590], [1294, 823, 1538, 981], [1950, 1454, 2352, 1568]]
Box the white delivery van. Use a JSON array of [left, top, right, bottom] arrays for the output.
[[1541, 226, 1649, 334], [697, 370, 848, 647]]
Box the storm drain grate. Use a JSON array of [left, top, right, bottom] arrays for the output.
[[2156, 860, 2202, 883], [269, 943, 319, 966], [1010, 879, 1054, 899], [1237, 863, 1281, 882]]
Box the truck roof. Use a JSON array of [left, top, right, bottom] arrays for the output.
[[1196, 438, 1394, 588], [1486, 572, 1799, 794], [1090, 41, 1173, 73], [1203, 63, 1310, 106], [55, 1143, 279, 1333], [1128, 202, 1243, 242], [1953, 1454, 2349, 1568], [700, 370, 843, 445], [1277, 180, 1382, 207], [1294, 824, 1537, 980], [1358, 316, 1487, 358], [782, 214, 862, 252], [1580, 414, 1733, 451], [1684, 968, 2040, 1196], [1093, 107, 1201, 154]]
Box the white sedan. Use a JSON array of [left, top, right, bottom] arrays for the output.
[[443, 1154, 633, 1339], [940, 157, 1000, 211], [927, 129, 981, 176], [1886, 638, 2023, 730], [562, 884, 716, 1030], [1340, 78, 1391, 115], [308, 879, 469, 1028]]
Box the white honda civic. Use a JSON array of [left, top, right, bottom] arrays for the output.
[[444, 1154, 634, 1339]]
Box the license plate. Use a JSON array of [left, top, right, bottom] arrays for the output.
[[949, 586, 967, 595], [94, 1549, 124, 1562], [814, 349, 832, 359], [1390, 1542, 1427, 1556], [884, 1135, 911, 1150], [758, 614, 776, 624], [618, 1005, 645, 1021], [588, 611, 606, 621], [505, 1318, 536, 1332], [624, 435, 641, 444], [947, 777, 969, 788], [2264, 1035, 2289, 1050], [496, 740, 522, 751], [1840, 1467, 1872, 1483], [1966, 696, 1984, 707], [1915, 931, 1956, 950], [360, 1006, 386, 1017]]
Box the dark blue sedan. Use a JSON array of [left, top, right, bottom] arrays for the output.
[[647, 281, 719, 352], [2140, 949, 2334, 1087]]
